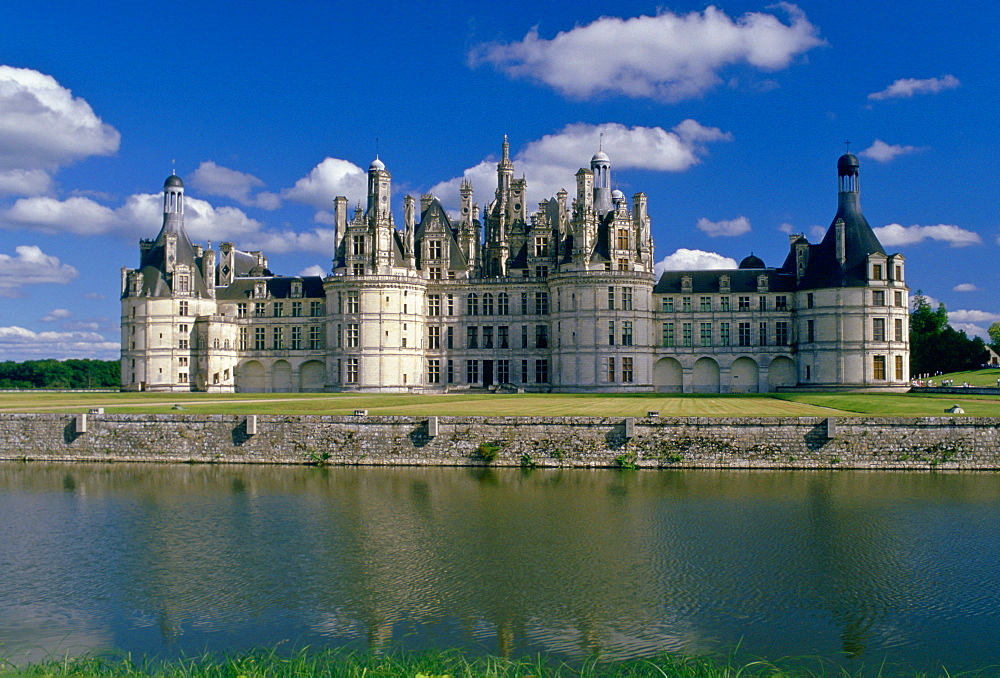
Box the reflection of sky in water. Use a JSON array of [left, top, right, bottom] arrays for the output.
[[1, 464, 1000, 673]]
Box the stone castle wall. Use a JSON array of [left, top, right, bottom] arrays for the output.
[[1, 413, 999, 469]]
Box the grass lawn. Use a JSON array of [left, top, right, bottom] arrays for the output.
[[928, 367, 1000, 387], [2, 390, 1000, 417]]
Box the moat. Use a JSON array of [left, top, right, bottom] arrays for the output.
[[2, 463, 999, 674]]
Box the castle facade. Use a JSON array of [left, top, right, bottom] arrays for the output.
[[120, 142, 910, 393]]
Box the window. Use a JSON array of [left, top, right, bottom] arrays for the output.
[[428, 326, 440, 349], [497, 293, 509, 315], [178, 323, 189, 333], [608, 320, 615, 346], [535, 359, 549, 383], [720, 322, 730, 346], [617, 228, 629, 250], [682, 297, 692, 312], [535, 325, 548, 349], [873, 290, 885, 306], [239, 327, 248, 350], [254, 327, 265, 350], [467, 293, 479, 316], [179, 357, 188, 367], [738, 296, 751, 312], [176, 275, 190, 294], [700, 322, 712, 347], [535, 291, 549, 315], [429, 266, 442, 280], [346, 358, 359, 383], [446, 326, 454, 349], [534, 236, 549, 257], [467, 326, 478, 349], [428, 240, 442, 259], [895, 265, 903, 281], [806, 293, 814, 309], [427, 359, 440, 384], [873, 355, 886, 380], [483, 326, 494, 349], [178, 301, 189, 316], [682, 322, 693, 347], [775, 296, 787, 311], [759, 296, 767, 312], [466, 360, 479, 384], [894, 291, 904, 308], [738, 322, 751, 347], [498, 326, 509, 349], [352, 263, 365, 276], [622, 321, 633, 346], [291, 301, 302, 317], [272, 326, 283, 350], [178, 338, 189, 350], [873, 318, 886, 341], [310, 300, 323, 317], [662, 297, 674, 312], [807, 319, 815, 343], [179, 372, 188, 383], [273, 302, 284, 317], [607, 357, 616, 382], [895, 355, 904, 380], [446, 360, 454, 384], [309, 325, 322, 349], [428, 294, 441, 316], [622, 287, 633, 311], [238, 303, 248, 318], [618, 258, 629, 271], [535, 265, 548, 279], [662, 323, 675, 347], [521, 292, 529, 315], [346, 323, 359, 348], [445, 294, 454, 315], [254, 303, 266, 318], [776, 321, 789, 346], [872, 264, 883, 280], [720, 297, 731, 312], [521, 325, 528, 349], [491, 359, 507, 384], [608, 287, 615, 310], [622, 357, 633, 383], [482, 293, 494, 316], [352, 235, 366, 256], [290, 326, 302, 349], [700, 296, 711, 312], [346, 292, 359, 314], [759, 322, 767, 346], [895, 318, 904, 342], [521, 359, 529, 383]]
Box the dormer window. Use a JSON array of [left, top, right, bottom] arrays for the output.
[[291, 281, 303, 298], [757, 274, 769, 293], [872, 263, 883, 280], [719, 275, 730, 292], [254, 282, 266, 299], [428, 240, 443, 259], [681, 276, 692, 292]]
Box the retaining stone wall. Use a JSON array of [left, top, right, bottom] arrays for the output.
[[2, 413, 1000, 469]]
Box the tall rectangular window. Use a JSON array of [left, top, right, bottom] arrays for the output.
[[775, 295, 787, 311], [894, 291, 903, 307], [272, 326, 283, 350], [446, 359, 454, 384], [720, 297, 730, 312], [738, 322, 751, 346], [427, 359, 440, 384], [428, 326, 440, 349], [179, 301, 189, 316], [447, 294, 454, 315], [682, 297, 692, 312], [895, 318, 904, 342], [238, 303, 247, 318], [466, 360, 479, 384], [310, 300, 323, 317], [254, 327, 265, 350], [622, 287, 633, 310], [873, 318, 886, 341], [775, 321, 789, 346], [608, 286, 615, 310], [535, 359, 549, 383], [521, 325, 528, 349], [309, 325, 322, 349], [873, 290, 886, 306], [873, 355, 886, 380], [807, 293, 814, 309], [466, 293, 478, 316], [483, 326, 494, 349], [662, 323, 675, 347], [497, 293, 509, 315], [239, 327, 248, 350], [467, 326, 478, 349], [498, 359, 510, 384], [720, 322, 730, 346], [428, 294, 441, 316], [352, 235, 365, 256], [738, 296, 751, 312], [534, 236, 549, 257], [682, 322, 693, 347], [807, 319, 815, 343], [759, 296, 767, 312], [428, 240, 442, 259], [700, 296, 711, 312], [273, 302, 284, 317], [482, 293, 494, 315], [254, 303, 266, 318], [446, 326, 454, 349], [498, 325, 509, 349], [622, 357, 633, 383], [895, 355, 904, 380], [521, 359, 529, 383], [346, 358, 359, 383], [290, 326, 302, 350], [535, 291, 549, 315], [662, 297, 674, 312], [700, 322, 712, 347], [872, 264, 883, 279], [607, 356, 616, 382], [346, 291, 359, 313], [759, 322, 767, 346], [622, 321, 633, 346], [535, 325, 548, 349], [346, 323, 359, 348], [608, 320, 616, 346]]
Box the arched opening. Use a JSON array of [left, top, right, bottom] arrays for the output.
[[299, 360, 325, 392], [730, 357, 759, 393], [692, 357, 720, 393], [652, 357, 683, 393], [768, 356, 797, 391], [272, 360, 293, 393], [237, 360, 265, 393]]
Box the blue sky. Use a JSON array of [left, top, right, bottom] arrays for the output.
[[0, 1, 997, 360]]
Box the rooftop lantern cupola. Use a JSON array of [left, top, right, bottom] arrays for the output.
[[591, 149, 612, 216], [163, 173, 184, 233], [838, 152, 860, 194]]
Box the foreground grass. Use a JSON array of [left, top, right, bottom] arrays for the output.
[[4, 390, 1000, 417], [0, 648, 970, 678]]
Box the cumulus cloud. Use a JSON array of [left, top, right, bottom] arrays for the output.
[[470, 4, 823, 102], [1, 195, 122, 235], [873, 223, 982, 248], [283, 158, 368, 210], [298, 264, 327, 277], [0, 325, 119, 360], [0, 245, 79, 297], [428, 121, 730, 210], [241, 228, 335, 255], [697, 215, 750, 237], [0, 66, 120, 196], [654, 248, 737, 275], [40, 308, 72, 322], [947, 309, 1000, 324], [953, 283, 979, 292], [860, 139, 923, 163], [190, 161, 281, 209], [868, 74, 960, 100]]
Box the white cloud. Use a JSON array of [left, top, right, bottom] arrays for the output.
[[241, 228, 335, 255], [82, 292, 106, 300], [283, 158, 368, 210], [868, 74, 960, 100], [41, 308, 72, 322], [428, 121, 731, 210], [860, 139, 923, 163], [951, 322, 987, 340], [873, 223, 982, 248], [953, 283, 979, 292], [1, 195, 122, 235], [0, 245, 78, 297], [654, 248, 737, 275], [190, 161, 281, 210], [947, 309, 1000, 324], [696, 215, 750, 237], [0, 325, 119, 360], [0, 66, 120, 196], [470, 3, 823, 102], [298, 264, 327, 277]]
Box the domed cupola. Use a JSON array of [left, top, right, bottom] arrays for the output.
[[369, 156, 385, 171], [164, 174, 184, 188], [739, 253, 765, 269]]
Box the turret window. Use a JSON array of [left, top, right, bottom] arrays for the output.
[[346, 324, 359, 348], [618, 258, 629, 271], [872, 264, 883, 280], [895, 318, 904, 342], [617, 229, 629, 250], [534, 237, 549, 257], [873, 355, 886, 380], [178, 301, 188, 316], [873, 318, 886, 341], [872, 291, 885, 306], [352, 236, 366, 256], [345, 292, 359, 314], [622, 287, 633, 310], [428, 240, 442, 259]]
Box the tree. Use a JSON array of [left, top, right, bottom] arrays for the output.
[[988, 322, 1000, 351], [910, 291, 989, 375]]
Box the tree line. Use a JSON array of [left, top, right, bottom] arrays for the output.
[[0, 359, 120, 389], [909, 292, 991, 376]]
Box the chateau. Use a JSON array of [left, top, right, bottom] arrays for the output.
[[120, 142, 910, 393]]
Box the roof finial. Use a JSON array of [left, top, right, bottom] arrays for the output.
[[171, 158, 176, 176], [599, 132, 604, 152], [844, 139, 851, 154]]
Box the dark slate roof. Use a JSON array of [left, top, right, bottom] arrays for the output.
[[654, 268, 798, 294], [217, 276, 325, 300], [798, 190, 885, 289], [739, 254, 765, 269], [165, 174, 184, 188], [137, 212, 209, 297]]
